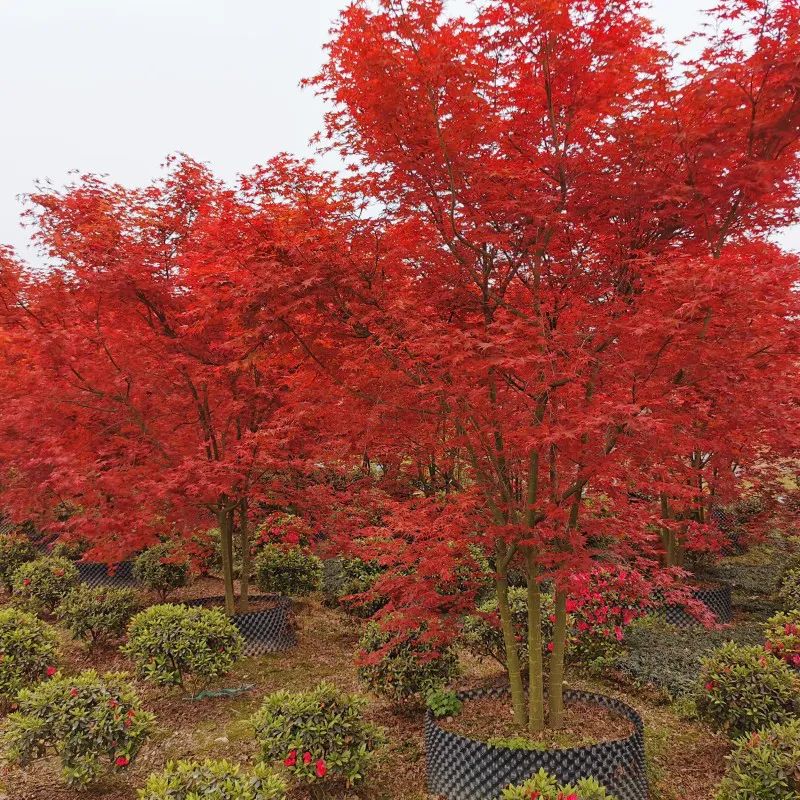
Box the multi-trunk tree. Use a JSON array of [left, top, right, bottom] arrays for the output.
[[308, 0, 800, 731]]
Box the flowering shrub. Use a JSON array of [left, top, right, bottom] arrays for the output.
[[357, 623, 458, 701], [253, 545, 322, 596], [426, 687, 462, 719], [0, 531, 37, 592], [256, 512, 313, 548], [123, 604, 242, 689], [138, 759, 287, 800], [322, 556, 385, 617], [463, 587, 557, 668], [779, 567, 800, 611], [133, 543, 189, 601], [764, 610, 800, 669], [251, 681, 384, 789], [501, 768, 616, 799], [567, 566, 653, 660], [11, 556, 79, 614], [57, 586, 139, 648], [696, 642, 800, 736], [715, 719, 800, 800], [0, 608, 58, 707], [2, 669, 153, 787]]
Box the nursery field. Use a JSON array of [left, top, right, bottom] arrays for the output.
[[0, 531, 797, 800]]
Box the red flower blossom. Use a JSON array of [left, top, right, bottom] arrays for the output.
[[705, 681, 715, 691], [303, 751, 312, 764], [22, 579, 30, 586], [115, 756, 129, 767], [69, 688, 78, 697], [45, 666, 56, 677], [315, 758, 327, 777], [284, 749, 297, 767]]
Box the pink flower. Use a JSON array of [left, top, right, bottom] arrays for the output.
[[705, 681, 715, 691], [69, 688, 78, 697], [22, 578, 30, 587], [45, 666, 56, 678], [115, 756, 129, 767], [284, 749, 297, 767], [315, 758, 327, 778], [614, 626, 624, 641], [303, 751, 312, 765], [547, 642, 554, 652]]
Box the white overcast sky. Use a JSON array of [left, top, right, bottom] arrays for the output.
[[1, 0, 798, 261]]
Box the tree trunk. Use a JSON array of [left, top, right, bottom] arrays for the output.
[[495, 572, 526, 727], [525, 549, 544, 732], [547, 588, 568, 728], [238, 499, 250, 614], [218, 506, 236, 616]]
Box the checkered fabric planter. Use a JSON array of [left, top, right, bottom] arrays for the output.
[[185, 595, 296, 656], [425, 688, 648, 800], [77, 561, 137, 588], [663, 583, 732, 627]]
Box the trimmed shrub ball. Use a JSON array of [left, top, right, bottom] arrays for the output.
[[57, 585, 139, 649], [138, 758, 287, 800], [358, 623, 458, 701], [0, 531, 37, 592], [502, 769, 617, 799], [251, 681, 384, 790], [696, 642, 800, 736], [764, 610, 800, 669], [0, 607, 58, 708], [2, 669, 153, 788], [253, 545, 322, 596], [11, 556, 79, 614], [715, 718, 800, 800], [133, 543, 189, 601], [123, 604, 242, 690]]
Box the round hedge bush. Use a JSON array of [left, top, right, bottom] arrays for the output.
[[123, 604, 242, 689], [764, 610, 800, 669], [779, 567, 800, 612], [253, 545, 322, 596], [251, 681, 384, 790], [138, 759, 287, 800], [323, 556, 385, 617], [0, 531, 37, 592], [463, 586, 556, 668], [0, 607, 58, 707], [502, 769, 617, 799], [696, 642, 800, 736], [357, 623, 458, 701], [11, 556, 79, 614], [715, 718, 800, 800], [133, 543, 189, 601], [57, 585, 139, 648], [2, 669, 154, 788]]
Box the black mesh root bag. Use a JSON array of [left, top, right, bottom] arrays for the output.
[[663, 583, 732, 627], [76, 561, 137, 588], [425, 687, 649, 800], [185, 594, 297, 656]]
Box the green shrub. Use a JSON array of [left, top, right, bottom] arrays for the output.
[[357, 623, 458, 701], [133, 543, 189, 601], [253, 545, 322, 596], [123, 604, 242, 689], [11, 556, 79, 614], [138, 759, 287, 800], [2, 669, 153, 787], [696, 642, 800, 736], [764, 610, 800, 669], [0, 608, 58, 707], [715, 719, 800, 800], [0, 531, 37, 592], [251, 681, 384, 789], [57, 585, 139, 648], [615, 616, 764, 699], [50, 538, 90, 561], [425, 687, 462, 719], [501, 768, 616, 799], [322, 556, 385, 617], [463, 587, 555, 669], [779, 567, 800, 611]]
